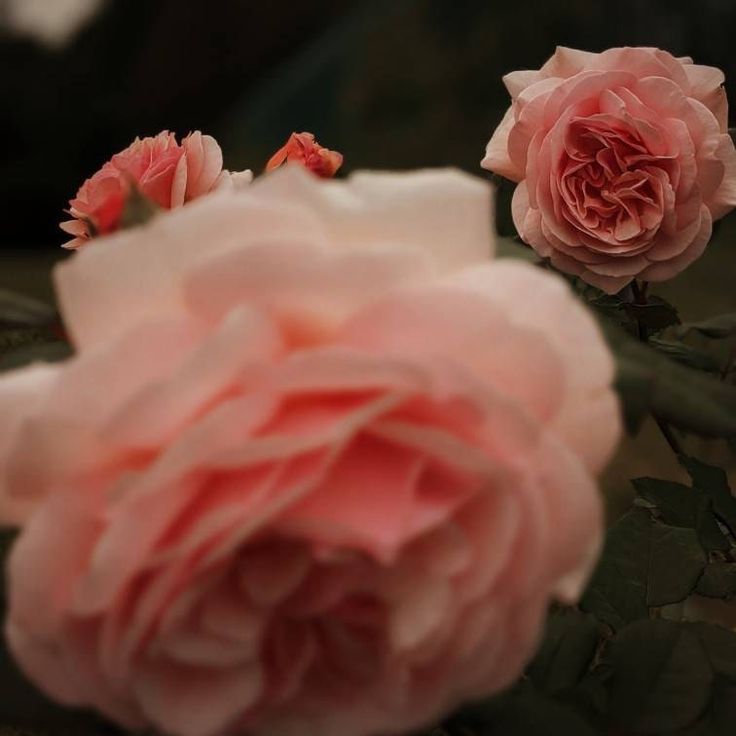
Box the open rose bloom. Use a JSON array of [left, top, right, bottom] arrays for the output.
[[0, 167, 619, 736], [60, 131, 251, 249], [483, 47, 736, 292]]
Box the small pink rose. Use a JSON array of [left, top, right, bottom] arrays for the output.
[[2, 167, 619, 736], [60, 131, 250, 249], [266, 132, 343, 178], [482, 46, 736, 292]]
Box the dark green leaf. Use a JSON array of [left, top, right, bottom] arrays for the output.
[[448, 689, 599, 736], [606, 324, 736, 438], [675, 313, 736, 340], [687, 622, 736, 682], [581, 508, 705, 629], [696, 502, 732, 553], [681, 456, 731, 494], [527, 611, 601, 694], [580, 509, 651, 628], [646, 524, 706, 607], [632, 477, 697, 527], [119, 185, 161, 230], [605, 620, 713, 733], [613, 351, 653, 433], [631, 477, 730, 553], [677, 677, 736, 736], [623, 295, 681, 334], [696, 562, 736, 599], [681, 457, 736, 538], [648, 337, 720, 373]]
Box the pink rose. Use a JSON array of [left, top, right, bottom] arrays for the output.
[[266, 132, 343, 178], [1, 167, 619, 736], [60, 131, 251, 249], [482, 46, 736, 293]]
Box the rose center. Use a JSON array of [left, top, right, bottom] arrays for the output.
[[560, 118, 668, 243]]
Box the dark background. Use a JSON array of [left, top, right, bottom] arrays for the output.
[[3, 0, 736, 249]]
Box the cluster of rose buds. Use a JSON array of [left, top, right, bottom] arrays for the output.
[[61, 130, 342, 249]]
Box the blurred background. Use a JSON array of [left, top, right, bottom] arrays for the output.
[[0, 0, 735, 509], [3, 0, 736, 252]]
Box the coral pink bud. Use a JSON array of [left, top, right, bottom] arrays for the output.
[[60, 131, 230, 249], [266, 131, 343, 178]]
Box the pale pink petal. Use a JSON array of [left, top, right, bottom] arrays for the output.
[[339, 287, 566, 427], [134, 661, 263, 736], [446, 260, 619, 473], [640, 206, 713, 281], [253, 166, 495, 271], [480, 107, 522, 181], [183, 133, 224, 200], [683, 63, 728, 130], [539, 46, 598, 77], [54, 189, 324, 349], [0, 364, 59, 524]]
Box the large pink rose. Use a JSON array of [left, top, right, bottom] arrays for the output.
[[1, 167, 619, 736], [60, 131, 251, 249], [482, 46, 736, 293]]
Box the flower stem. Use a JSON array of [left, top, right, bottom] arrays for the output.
[[630, 279, 684, 459], [654, 417, 684, 456]]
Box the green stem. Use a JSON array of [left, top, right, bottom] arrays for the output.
[[654, 417, 684, 456], [630, 279, 684, 459]]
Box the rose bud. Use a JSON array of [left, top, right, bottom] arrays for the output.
[[60, 131, 251, 249], [266, 131, 343, 178]]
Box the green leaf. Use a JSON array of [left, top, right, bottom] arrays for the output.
[[485, 695, 600, 736], [119, 184, 161, 230], [696, 503, 732, 553], [681, 456, 731, 494], [687, 622, 736, 682], [605, 620, 714, 734], [675, 313, 736, 340], [606, 324, 736, 438], [527, 610, 601, 695], [448, 689, 599, 736], [580, 509, 651, 628], [681, 457, 736, 538], [676, 677, 736, 736], [585, 290, 637, 335], [647, 524, 706, 607], [631, 476, 730, 553], [632, 477, 697, 527], [623, 295, 681, 334], [696, 562, 736, 599], [613, 350, 653, 433], [648, 337, 720, 373], [581, 508, 706, 629]]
